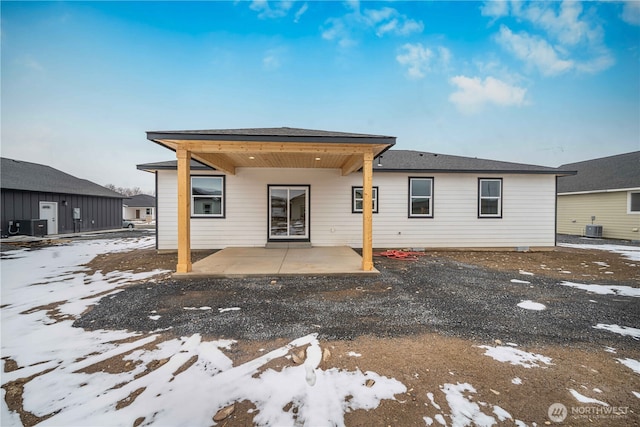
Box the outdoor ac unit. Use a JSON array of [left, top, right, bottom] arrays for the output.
[[585, 225, 603, 238], [14, 219, 48, 237]]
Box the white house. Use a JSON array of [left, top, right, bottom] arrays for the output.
[[139, 127, 574, 273], [123, 194, 156, 221]]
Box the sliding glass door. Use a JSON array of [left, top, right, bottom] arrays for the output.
[[269, 186, 309, 240]]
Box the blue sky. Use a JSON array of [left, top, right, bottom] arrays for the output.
[[2, 1, 639, 193]]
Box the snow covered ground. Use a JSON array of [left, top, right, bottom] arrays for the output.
[[0, 237, 404, 426], [2, 237, 639, 426]]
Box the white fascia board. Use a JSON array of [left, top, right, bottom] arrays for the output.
[[558, 187, 640, 196]]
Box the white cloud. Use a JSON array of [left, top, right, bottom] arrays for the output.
[[294, 3, 308, 23], [449, 75, 527, 114], [396, 43, 450, 79], [486, 0, 614, 75], [480, 1, 509, 19], [495, 26, 574, 76], [621, 0, 640, 25], [262, 48, 285, 71], [322, 3, 422, 47], [521, 1, 597, 47], [249, 0, 293, 19]]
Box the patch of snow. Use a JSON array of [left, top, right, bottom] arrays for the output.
[[593, 388, 602, 393], [604, 346, 617, 353], [427, 392, 441, 410], [558, 281, 640, 297], [569, 389, 609, 406], [560, 270, 572, 274], [517, 300, 546, 311], [347, 351, 362, 357], [506, 342, 518, 347], [616, 358, 640, 374], [218, 307, 240, 313], [512, 377, 522, 385], [434, 414, 447, 425], [593, 261, 610, 267], [0, 237, 407, 426], [510, 279, 530, 284], [440, 382, 503, 427], [559, 243, 640, 262], [148, 315, 161, 321], [593, 324, 640, 339], [633, 391, 640, 399], [604, 271, 614, 274], [519, 270, 534, 276], [493, 405, 512, 421], [478, 346, 553, 368]]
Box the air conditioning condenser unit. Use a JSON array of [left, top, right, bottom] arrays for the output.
[[585, 225, 603, 238]]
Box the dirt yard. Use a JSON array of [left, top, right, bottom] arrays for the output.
[[3, 235, 639, 426]]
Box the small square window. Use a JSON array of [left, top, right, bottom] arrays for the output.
[[352, 187, 378, 213], [478, 178, 502, 218]]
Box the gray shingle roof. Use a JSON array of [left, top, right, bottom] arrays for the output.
[[374, 150, 573, 174], [557, 151, 640, 193], [1, 158, 124, 198], [137, 159, 213, 172], [138, 150, 574, 175], [124, 194, 156, 207], [147, 127, 396, 144]]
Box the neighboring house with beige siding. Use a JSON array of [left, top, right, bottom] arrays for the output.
[[557, 151, 640, 241], [138, 127, 574, 255]]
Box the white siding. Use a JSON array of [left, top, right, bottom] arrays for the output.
[[157, 168, 558, 250]]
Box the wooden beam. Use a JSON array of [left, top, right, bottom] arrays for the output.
[[341, 154, 364, 176], [176, 140, 381, 155], [193, 153, 236, 175], [362, 151, 374, 271], [176, 149, 192, 273]]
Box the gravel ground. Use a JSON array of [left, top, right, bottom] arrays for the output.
[[75, 235, 640, 350]]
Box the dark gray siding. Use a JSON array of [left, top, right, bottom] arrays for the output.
[[1, 189, 122, 236]]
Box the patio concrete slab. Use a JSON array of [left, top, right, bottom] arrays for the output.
[[174, 246, 378, 278]]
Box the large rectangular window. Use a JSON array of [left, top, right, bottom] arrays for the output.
[[191, 176, 224, 217], [352, 186, 378, 213], [409, 177, 433, 217], [478, 178, 502, 218]]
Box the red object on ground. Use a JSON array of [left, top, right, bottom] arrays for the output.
[[373, 250, 424, 261]]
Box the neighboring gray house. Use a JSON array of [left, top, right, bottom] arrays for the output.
[[1, 158, 123, 236], [557, 151, 640, 241], [123, 194, 156, 221]]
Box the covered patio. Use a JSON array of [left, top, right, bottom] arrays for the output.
[[174, 246, 378, 278], [146, 127, 395, 275]]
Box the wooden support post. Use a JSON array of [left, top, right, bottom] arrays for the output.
[[362, 151, 374, 271], [176, 149, 192, 273]]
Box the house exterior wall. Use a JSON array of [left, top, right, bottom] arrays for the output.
[[557, 191, 640, 241], [1, 189, 122, 235], [157, 167, 557, 250], [123, 206, 155, 221]]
